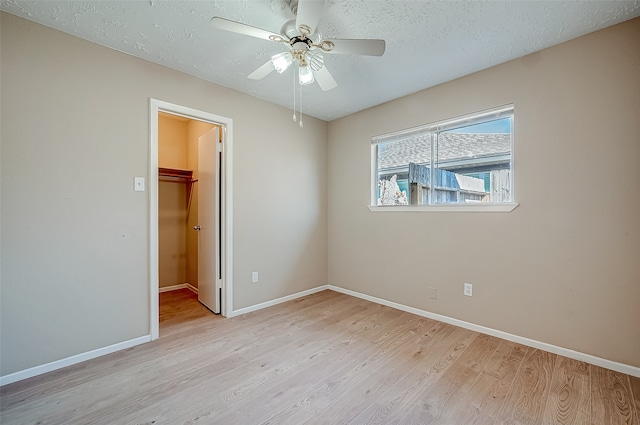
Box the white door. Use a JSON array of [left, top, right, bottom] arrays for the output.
[[196, 127, 221, 313]]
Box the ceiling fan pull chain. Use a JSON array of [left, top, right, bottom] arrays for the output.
[[292, 66, 297, 123], [299, 80, 304, 128]]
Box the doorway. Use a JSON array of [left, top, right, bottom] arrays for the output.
[[149, 99, 234, 340]]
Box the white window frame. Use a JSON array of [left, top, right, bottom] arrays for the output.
[[369, 105, 518, 212]]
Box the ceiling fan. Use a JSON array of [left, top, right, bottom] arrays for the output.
[[210, 0, 386, 92]]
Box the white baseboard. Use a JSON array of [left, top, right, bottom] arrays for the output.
[[159, 283, 198, 294], [0, 285, 323, 386], [328, 285, 640, 378], [4, 284, 636, 386], [0, 335, 151, 387], [229, 285, 329, 317]]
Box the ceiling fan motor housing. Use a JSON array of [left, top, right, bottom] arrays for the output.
[[281, 19, 315, 41], [291, 36, 312, 51]]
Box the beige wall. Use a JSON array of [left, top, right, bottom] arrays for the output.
[[158, 114, 189, 289], [0, 12, 328, 376], [328, 18, 640, 367], [158, 113, 188, 170], [158, 181, 188, 288]]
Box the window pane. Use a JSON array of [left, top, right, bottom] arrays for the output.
[[373, 107, 513, 207], [377, 133, 430, 205], [434, 117, 512, 204]]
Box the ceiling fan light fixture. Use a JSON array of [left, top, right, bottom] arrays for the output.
[[307, 51, 324, 71], [271, 51, 294, 73], [298, 62, 314, 85], [211, 0, 386, 124]]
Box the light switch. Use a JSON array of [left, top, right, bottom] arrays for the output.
[[134, 177, 145, 192]]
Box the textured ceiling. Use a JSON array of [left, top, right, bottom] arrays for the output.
[[2, 0, 639, 121]]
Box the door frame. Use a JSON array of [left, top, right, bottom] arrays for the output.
[[149, 98, 234, 340]]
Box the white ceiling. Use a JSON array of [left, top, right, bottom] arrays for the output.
[[2, 0, 639, 121]]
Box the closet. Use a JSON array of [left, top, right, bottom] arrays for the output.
[[158, 112, 216, 298]]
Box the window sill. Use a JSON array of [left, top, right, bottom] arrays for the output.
[[367, 203, 519, 213]]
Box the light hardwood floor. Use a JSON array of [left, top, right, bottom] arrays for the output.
[[1, 289, 639, 424]]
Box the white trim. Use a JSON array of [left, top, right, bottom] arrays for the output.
[[229, 285, 329, 317], [150, 98, 234, 340], [510, 113, 516, 205], [222, 125, 234, 318], [0, 336, 151, 386], [149, 103, 159, 340], [372, 104, 515, 144], [4, 285, 637, 386], [370, 145, 378, 206], [368, 203, 518, 213], [159, 283, 198, 294], [327, 285, 640, 378]]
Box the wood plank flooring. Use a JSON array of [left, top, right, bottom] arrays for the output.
[[1, 289, 639, 425]]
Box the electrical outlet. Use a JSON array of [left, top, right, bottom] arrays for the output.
[[428, 287, 437, 300], [464, 283, 473, 297], [252, 272, 259, 283]]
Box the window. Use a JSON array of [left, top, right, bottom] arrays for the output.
[[372, 106, 515, 210]]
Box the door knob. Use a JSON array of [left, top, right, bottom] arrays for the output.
[[193, 225, 201, 231]]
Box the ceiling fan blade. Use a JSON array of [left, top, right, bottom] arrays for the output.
[[324, 38, 386, 56], [211, 17, 287, 42], [295, 0, 326, 35], [313, 66, 337, 91], [248, 60, 275, 80]]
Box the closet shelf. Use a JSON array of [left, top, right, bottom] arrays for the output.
[[159, 168, 197, 209], [159, 167, 198, 182]]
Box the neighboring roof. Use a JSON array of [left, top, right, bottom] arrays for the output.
[[378, 133, 511, 170]]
